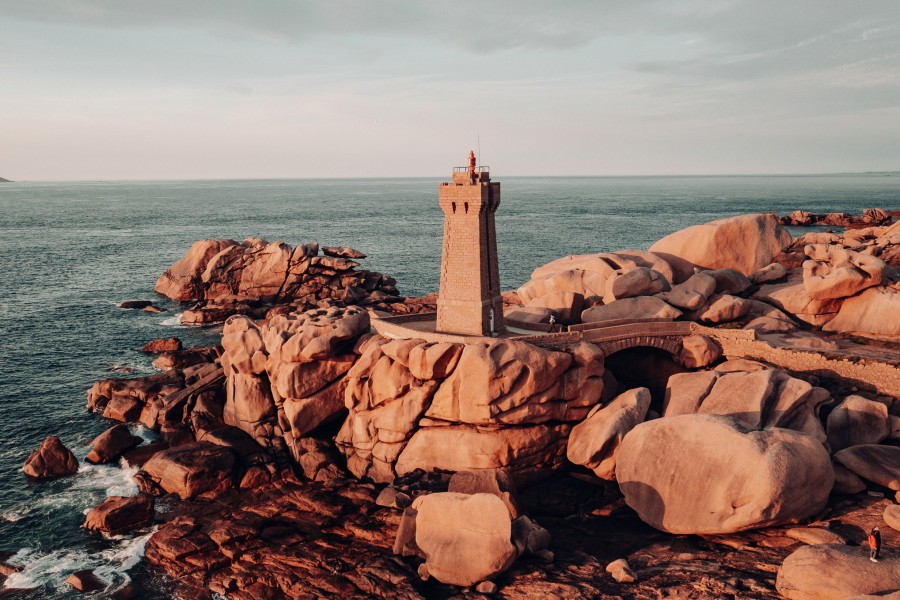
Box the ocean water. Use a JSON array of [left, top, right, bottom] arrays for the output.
[[0, 174, 897, 597]]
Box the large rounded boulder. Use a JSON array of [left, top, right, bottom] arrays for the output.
[[649, 213, 791, 281], [776, 544, 900, 600], [615, 414, 833, 534]]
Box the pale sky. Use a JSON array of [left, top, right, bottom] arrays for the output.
[[1, 1, 899, 180]]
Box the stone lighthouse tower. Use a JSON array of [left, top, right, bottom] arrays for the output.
[[436, 151, 504, 336]]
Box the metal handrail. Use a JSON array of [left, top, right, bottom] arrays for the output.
[[452, 166, 490, 173]]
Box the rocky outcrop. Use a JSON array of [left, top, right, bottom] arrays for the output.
[[404, 493, 518, 586], [656, 272, 716, 310], [139, 443, 236, 500], [803, 244, 885, 300], [781, 207, 893, 228], [394, 483, 550, 588], [823, 287, 900, 339], [826, 395, 891, 453], [22, 436, 79, 478], [663, 367, 829, 442], [337, 337, 604, 484], [220, 306, 370, 465], [833, 445, 900, 491], [141, 337, 182, 353], [776, 544, 900, 600], [566, 388, 650, 480], [154, 238, 399, 318], [752, 270, 845, 326], [518, 250, 674, 305], [581, 296, 681, 323], [83, 493, 154, 534], [616, 414, 833, 534], [649, 213, 791, 281], [85, 424, 143, 464]]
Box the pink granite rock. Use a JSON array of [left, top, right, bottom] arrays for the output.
[[22, 436, 79, 478], [566, 388, 650, 480], [617, 414, 833, 534], [649, 213, 791, 281]]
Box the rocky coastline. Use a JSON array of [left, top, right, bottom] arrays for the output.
[[12, 209, 900, 599]]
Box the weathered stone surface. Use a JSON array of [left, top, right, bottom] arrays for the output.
[[65, 569, 106, 592], [504, 305, 555, 326], [656, 272, 716, 310], [649, 213, 791, 281], [155, 238, 394, 309], [152, 346, 218, 371], [776, 544, 900, 600], [706, 268, 752, 294], [689, 293, 751, 324], [220, 306, 369, 460], [826, 395, 891, 453], [524, 291, 583, 325], [22, 436, 79, 478], [603, 267, 670, 303], [803, 244, 885, 300], [823, 286, 900, 339], [427, 339, 604, 425], [411, 492, 517, 587], [140, 442, 236, 499], [448, 469, 520, 518], [85, 424, 143, 464], [581, 297, 681, 324], [282, 377, 347, 438], [832, 461, 867, 495], [679, 335, 721, 368], [751, 262, 789, 284], [567, 388, 650, 480], [883, 504, 900, 532], [785, 527, 846, 545], [834, 445, 900, 490], [86, 370, 185, 416], [743, 298, 798, 332], [663, 368, 829, 442], [616, 414, 833, 534], [83, 493, 154, 534], [395, 424, 571, 486], [155, 239, 239, 300], [321, 245, 366, 259], [753, 271, 845, 326], [141, 337, 182, 353], [518, 250, 674, 303], [605, 558, 636, 583]]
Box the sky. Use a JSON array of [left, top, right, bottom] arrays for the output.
[[1, 1, 899, 180]]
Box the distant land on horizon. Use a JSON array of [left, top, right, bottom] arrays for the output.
[[0, 176, 11, 182]]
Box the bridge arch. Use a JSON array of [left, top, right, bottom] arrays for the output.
[[594, 335, 684, 359]]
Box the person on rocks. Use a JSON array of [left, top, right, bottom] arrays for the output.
[[548, 315, 556, 328], [868, 526, 881, 562]]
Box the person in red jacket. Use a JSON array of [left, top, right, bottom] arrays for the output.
[[868, 526, 881, 562]]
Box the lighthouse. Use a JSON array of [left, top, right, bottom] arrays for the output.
[[435, 151, 504, 336]]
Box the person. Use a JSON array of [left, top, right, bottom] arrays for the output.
[[868, 526, 881, 562], [548, 315, 556, 328]]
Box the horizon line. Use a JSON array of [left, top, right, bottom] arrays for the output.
[[2, 170, 899, 184]]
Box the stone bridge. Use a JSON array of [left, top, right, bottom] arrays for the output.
[[513, 318, 754, 359]]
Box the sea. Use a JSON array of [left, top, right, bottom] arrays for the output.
[[0, 174, 897, 597]]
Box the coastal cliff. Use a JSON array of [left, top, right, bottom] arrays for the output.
[[16, 209, 900, 599]]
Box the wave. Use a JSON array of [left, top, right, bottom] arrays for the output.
[[3, 460, 139, 524], [3, 528, 154, 594], [157, 312, 184, 327]]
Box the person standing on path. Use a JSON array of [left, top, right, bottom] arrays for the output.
[[868, 526, 881, 562]]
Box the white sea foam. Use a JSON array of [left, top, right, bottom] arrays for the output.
[[4, 529, 154, 593], [4, 461, 139, 523], [158, 313, 184, 327]]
